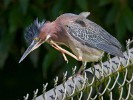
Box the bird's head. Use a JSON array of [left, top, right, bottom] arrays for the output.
[[19, 18, 52, 63]]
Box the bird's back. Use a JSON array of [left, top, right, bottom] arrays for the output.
[[55, 12, 124, 58]]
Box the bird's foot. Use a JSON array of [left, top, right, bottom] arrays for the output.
[[50, 40, 79, 62], [62, 52, 68, 63], [51, 43, 68, 63]]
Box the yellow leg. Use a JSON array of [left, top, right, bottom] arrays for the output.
[[51, 43, 68, 62], [50, 40, 80, 61]]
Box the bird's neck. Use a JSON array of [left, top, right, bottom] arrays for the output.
[[50, 21, 69, 45]]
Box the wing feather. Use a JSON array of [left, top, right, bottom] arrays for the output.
[[89, 21, 122, 49], [65, 19, 124, 57]]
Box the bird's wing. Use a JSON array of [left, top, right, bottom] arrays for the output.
[[65, 19, 124, 57], [79, 12, 90, 18], [87, 20, 122, 49]]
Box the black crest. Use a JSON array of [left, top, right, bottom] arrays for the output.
[[24, 18, 45, 44]]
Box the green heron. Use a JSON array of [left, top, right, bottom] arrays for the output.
[[19, 12, 123, 73]]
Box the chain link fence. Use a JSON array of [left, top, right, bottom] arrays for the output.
[[23, 39, 133, 100]]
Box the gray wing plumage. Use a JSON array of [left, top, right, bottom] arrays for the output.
[[65, 19, 124, 57]]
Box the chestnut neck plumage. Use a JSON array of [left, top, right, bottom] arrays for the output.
[[40, 20, 69, 45]]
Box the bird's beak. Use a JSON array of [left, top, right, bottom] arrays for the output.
[[19, 40, 43, 63], [19, 34, 51, 63]]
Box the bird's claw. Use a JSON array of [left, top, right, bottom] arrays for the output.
[[51, 44, 68, 63], [50, 40, 79, 62], [62, 52, 68, 63]]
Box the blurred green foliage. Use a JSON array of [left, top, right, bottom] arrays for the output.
[[0, 0, 133, 99]]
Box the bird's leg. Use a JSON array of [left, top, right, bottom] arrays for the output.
[[51, 43, 68, 62], [50, 40, 80, 61], [77, 61, 87, 74], [62, 52, 68, 63]]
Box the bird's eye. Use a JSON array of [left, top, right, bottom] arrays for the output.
[[34, 37, 39, 41], [65, 25, 70, 29]]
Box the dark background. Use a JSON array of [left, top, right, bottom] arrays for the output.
[[0, 0, 133, 99]]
